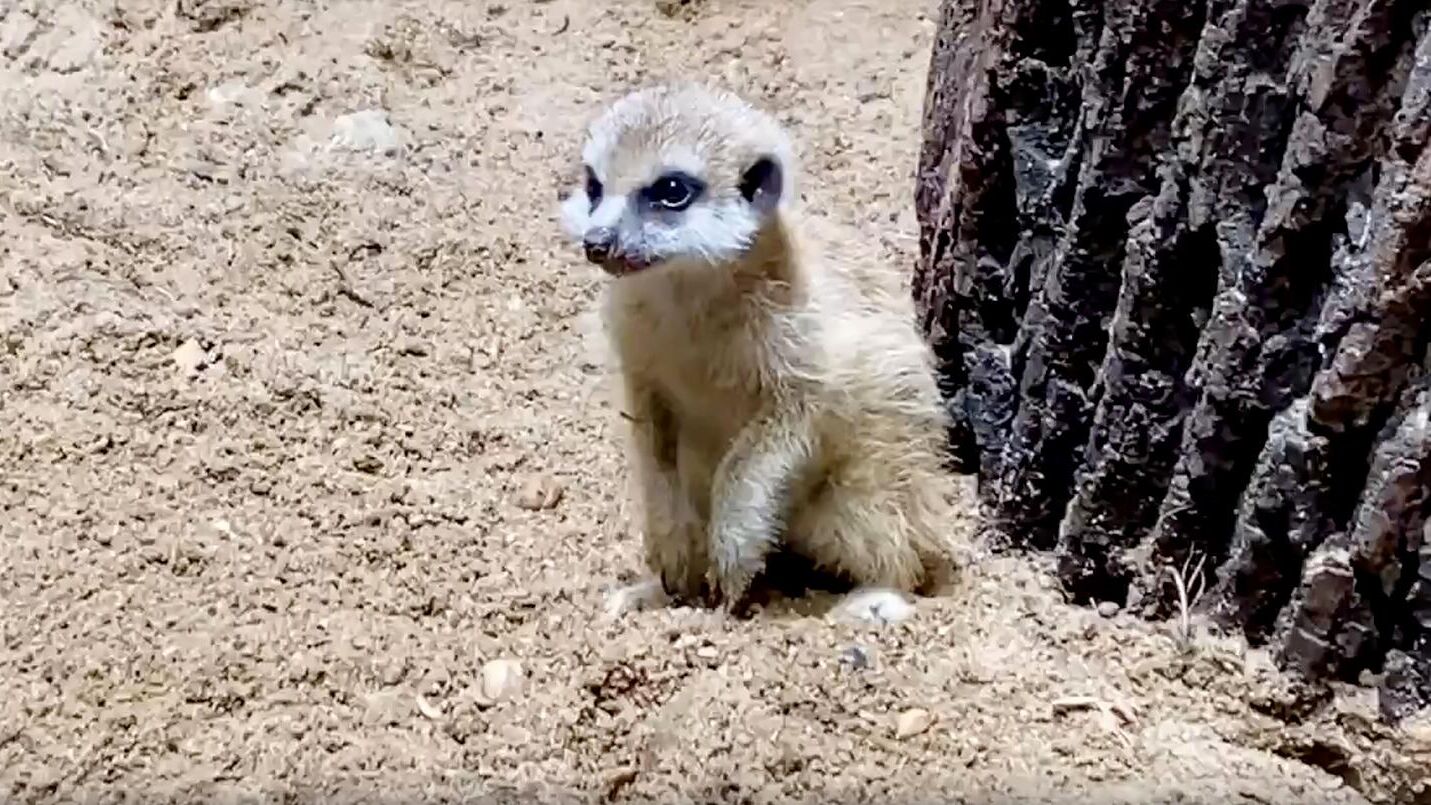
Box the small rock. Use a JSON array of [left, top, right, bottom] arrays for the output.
[[330, 109, 404, 154], [603, 766, 638, 798], [353, 455, 384, 474], [206, 80, 250, 107], [397, 338, 430, 357], [1096, 601, 1121, 618], [479, 658, 524, 704], [176, 0, 255, 32], [894, 708, 934, 739], [0, 12, 38, 59], [654, 0, 697, 18], [171, 339, 207, 377], [362, 690, 408, 727], [515, 475, 564, 510], [184, 158, 230, 183], [695, 645, 719, 660], [1403, 715, 1431, 752], [38, 14, 101, 74], [496, 723, 532, 745], [840, 645, 871, 670], [855, 78, 891, 104]]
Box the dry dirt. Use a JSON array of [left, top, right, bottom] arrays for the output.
[[1, 0, 1428, 802]]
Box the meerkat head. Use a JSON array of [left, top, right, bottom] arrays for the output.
[[560, 83, 797, 278]]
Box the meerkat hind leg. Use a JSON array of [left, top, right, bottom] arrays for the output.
[[788, 480, 931, 627], [830, 586, 917, 626], [603, 578, 669, 619], [755, 548, 916, 626]]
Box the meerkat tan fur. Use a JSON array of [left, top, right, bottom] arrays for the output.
[[559, 83, 959, 625]]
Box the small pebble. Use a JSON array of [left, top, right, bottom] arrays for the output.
[[479, 658, 524, 703], [496, 724, 532, 745], [397, 338, 430, 357], [362, 690, 408, 727], [603, 766, 639, 797], [516, 475, 564, 510], [855, 77, 891, 103], [1097, 601, 1121, 618], [171, 339, 206, 377], [894, 708, 934, 739], [840, 645, 871, 670], [330, 109, 403, 154]]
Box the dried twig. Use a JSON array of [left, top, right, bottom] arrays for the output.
[[332, 262, 375, 308], [415, 694, 444, 721], [1050, 695, 1138, 749]]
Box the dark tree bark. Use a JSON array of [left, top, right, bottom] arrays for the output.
[[914, 0, 1431, 720]]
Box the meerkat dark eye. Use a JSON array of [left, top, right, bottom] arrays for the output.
[[642, 173, 703, 211], [584, 166, 603, 208]]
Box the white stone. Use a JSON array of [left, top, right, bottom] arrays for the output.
[[330, 109, 404, 154], [479, 658, 524, 704]]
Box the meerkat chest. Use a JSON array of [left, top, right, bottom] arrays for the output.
[[640, 325, 768, 449], [662, 369, 761, 450], [610, 293, 777, 449]]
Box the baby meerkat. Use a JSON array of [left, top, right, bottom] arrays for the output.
[[560, 82, 959, 626]]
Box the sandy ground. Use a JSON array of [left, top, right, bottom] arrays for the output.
[[1, 0, 1428, 801]]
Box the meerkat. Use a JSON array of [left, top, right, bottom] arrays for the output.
[[559, 82, 959, 626]]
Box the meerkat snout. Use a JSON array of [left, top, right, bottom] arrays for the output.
[[583, 227, 617, 265], [558, 83, 798, 278]]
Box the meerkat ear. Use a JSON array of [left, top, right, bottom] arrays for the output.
[[738, 156, 783, 215]]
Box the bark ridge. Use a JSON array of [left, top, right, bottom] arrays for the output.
[[914, 0, 1431, 719]]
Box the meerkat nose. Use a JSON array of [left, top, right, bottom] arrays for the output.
[[583, 227, 617, 264]]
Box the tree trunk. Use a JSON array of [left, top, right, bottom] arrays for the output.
[[913, 0, 1431, 721]]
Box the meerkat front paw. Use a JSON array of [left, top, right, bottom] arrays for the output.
[[706, 565, 758, 617], [653, 557, 714, 607], [831, 587, 916, 627], [708, 522, 775, 616], [644, 530, 713, 605], [708, 538, 761, 615]]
